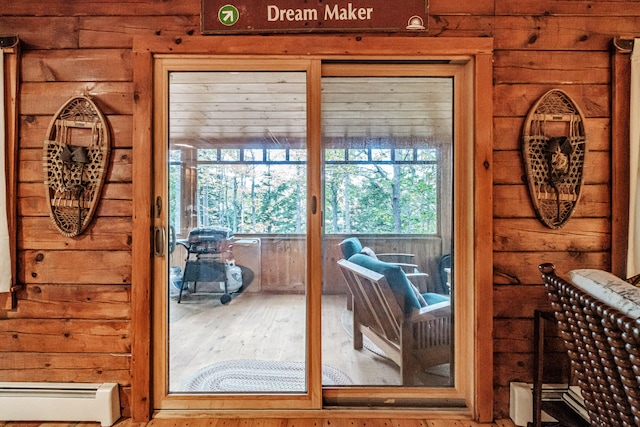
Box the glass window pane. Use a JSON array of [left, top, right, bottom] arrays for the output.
[[371, 148, 391, 161], [417, 148, 437, 161], [289, 149, 307, 162], [267, 149, 287, 162], [167, 70, 308, 393], [198, 149, 218, 161], [349, 148, 368, 161], [322, 75, 454, 387], [245, 149, 263, 162], [221, 149, 240, 162]]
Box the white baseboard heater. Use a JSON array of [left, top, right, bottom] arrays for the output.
[[509, 381, 565, 426], [0, 382, 120, 426]]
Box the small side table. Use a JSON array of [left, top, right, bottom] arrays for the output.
[[532, 310, 589, 427]]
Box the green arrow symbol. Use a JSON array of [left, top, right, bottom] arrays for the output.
[[218, 5, 239, 26]]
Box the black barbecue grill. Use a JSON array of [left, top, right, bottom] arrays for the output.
[[176, 226, 239, 304], [185, 227, 233, 254]]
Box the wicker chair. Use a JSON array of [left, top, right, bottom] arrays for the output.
[[539, 263, 640, 427]]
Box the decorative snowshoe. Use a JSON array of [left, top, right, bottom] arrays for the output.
[[43, 96, 110, 237], [522, 89, 586, 229]]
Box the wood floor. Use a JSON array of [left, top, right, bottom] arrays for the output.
[[0, 418, 518, 427], [0, 293, 520, 427], [168, 292, 450, 390]]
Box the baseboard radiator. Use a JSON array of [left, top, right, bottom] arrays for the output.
[[509, 382, 563, 426], [0, 382, 121, 426]]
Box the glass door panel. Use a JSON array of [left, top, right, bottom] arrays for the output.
[[167, 70, 309, 393], [321, 74, 454, 387]]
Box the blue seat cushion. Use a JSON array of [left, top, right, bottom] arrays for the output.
[[340, 237, 363, 259], [422, 292, 450, 305], [348, 253, 422, 314]]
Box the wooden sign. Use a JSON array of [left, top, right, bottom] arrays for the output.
[[202, 0, 428, 34], [522, 89, 587, 229]]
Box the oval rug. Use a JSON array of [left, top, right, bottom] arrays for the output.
[[185, 359, 353, 392]]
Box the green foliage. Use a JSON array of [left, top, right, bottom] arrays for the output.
[[323, 163, 438, 235], [170, 150, 440, 235]]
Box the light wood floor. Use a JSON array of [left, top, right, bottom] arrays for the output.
[[0, 418, 518, 427], [169, 292, 449, 390], [1, 293, 521, 427]]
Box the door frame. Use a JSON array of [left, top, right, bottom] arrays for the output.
[[131, 35, 494, 422]]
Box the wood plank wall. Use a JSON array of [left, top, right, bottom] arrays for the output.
[[0, 0, 638, 420]]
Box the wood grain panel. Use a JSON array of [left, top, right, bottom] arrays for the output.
[[493, 84, 609, 117], [611, 44, 632, 278], [79, 16, 200, 48], [21, 82, 133, 115], [0, 319, 130, 353], [493, 284, 550, 319], [493, 150, 610, 185], [493, 117, 609, 151], [20, 114, 132, 148], [0, 17, 78, 49], [19, 182, 131, 203], [493, 184, 610, 218], [493, 318, 566, 354], [260, 237, 306, 293], [1, 284, 130, 320], [0, 352, 130, 385], [21, 250, 131, 284], [22, 49, 133, 82], [19, 217, 132, 250], [494, 50, 610, 84], [427, 15, 634, 50], [1, 0, 199, 16], [0, 365, 130, 384], [19, 183, 133, 218], [493, 251, 609, 285], [493, 218, 610, 252], [0, 351, 129, 369], [19, 147, 132, 183], [495, 0, 640, 16], [493, 352, 569, 387], [429, 0, 494, 14]]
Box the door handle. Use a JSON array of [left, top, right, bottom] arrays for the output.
[[154, 226, 166, 257]]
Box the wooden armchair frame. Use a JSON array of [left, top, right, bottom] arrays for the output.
[[338, 237, 433, 296], [338, 258, 451, 385]]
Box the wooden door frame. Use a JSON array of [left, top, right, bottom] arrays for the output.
[[132, 35, 494, 422], [611, 38, 633, 278]]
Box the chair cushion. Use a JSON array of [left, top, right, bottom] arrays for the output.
[[339, 237, 363, 259], [348, 253, 422, 314], [422, 292, 449, 305], [569, 269, 640, 319], [411, 284, 428, 307]]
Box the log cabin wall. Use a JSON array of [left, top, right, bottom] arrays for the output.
[[0, 0, 636, 420]]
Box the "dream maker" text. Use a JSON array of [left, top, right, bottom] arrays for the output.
[[267, 3, 374, 22]]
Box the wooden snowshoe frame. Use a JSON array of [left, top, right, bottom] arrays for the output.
[[43, 96, 110, 237], [522, 89, 587, 229]]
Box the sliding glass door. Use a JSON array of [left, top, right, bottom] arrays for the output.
[[166, 70, 309, 393], [320, 69, 454, 388], [153, 59, 322, 410], [152, 54, 478, 412]]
